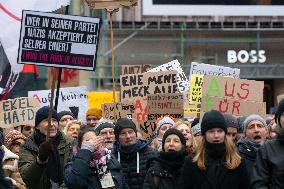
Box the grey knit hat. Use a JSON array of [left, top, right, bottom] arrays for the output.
[[242, 114, 267, 133], [191, 123, 201, 135]]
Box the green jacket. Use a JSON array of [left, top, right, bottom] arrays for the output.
[[19, 132, 74, 189]]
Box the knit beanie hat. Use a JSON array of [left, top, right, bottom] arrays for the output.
[[35, 106, 59, 127], [155, 116, 175, 135], [86, 108, 102, 119], [95, 121, 115, 135], [223, 114, 238, 129], [242, 114, 267, 133], [275, 99, 284, 126], [191, 123, 201, 135], [4, 130, 26, 149], [162, 128, 186, 151], [114, 118, 137, 140], [58, 111, 75, 121], [191, 117, 200, 127], [201, 110, 227, 135]]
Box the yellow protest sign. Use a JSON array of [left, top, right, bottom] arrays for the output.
[[189, 74, 203, 104], [88, 92, 119, 110]]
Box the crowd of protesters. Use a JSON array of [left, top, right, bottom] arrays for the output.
[[0, 99, 284, 189]]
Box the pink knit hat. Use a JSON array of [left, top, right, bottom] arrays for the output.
[[4, 130, 26, 149]]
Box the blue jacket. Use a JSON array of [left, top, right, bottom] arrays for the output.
[[64, 149, 128, 189]]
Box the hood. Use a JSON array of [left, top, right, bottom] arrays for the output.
[[2, 145, 19, 172], [236, 138, 260, 160]]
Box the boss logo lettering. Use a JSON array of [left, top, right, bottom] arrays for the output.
[[227, 50, 266, 64]]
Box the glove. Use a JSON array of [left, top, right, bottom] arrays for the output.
[[81, 141, 96, 152], [38, 141, 53, 162]]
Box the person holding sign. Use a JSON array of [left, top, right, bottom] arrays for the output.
[[143, 128, 188, 189], [64, 128, 128, 189], [179, 110, 249, 189], [18, 106, 74, 189]]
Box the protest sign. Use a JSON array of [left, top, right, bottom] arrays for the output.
[[102, 102, 134, 121], [28, 86, 88, 121], [148, 60, 189, 93], [18, 10, 100, 71], [201, 96, 265, 117], [88, 91, 119, 110], [202, 75, 264, 102], [184, 104, 200, 118], [121, 64, 151, 75], [190, 62, 240, 78], [189, 74, 203, 104], [0, 97, 40, 128], [120, 70, 179, 100]]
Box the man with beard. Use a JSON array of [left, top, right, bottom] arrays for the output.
[[251, 99, 284, 189], [95, 120, 115, 150], [236, 114, 268, 181]]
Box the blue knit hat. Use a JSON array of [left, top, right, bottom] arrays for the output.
[[35, 106, 59, 127], [155, 116, 175, 135]]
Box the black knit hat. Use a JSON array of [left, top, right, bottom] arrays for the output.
[[201, 110, 227, 135], [35, 106, 59, 127], [223, 113, 238, 129], [95, 122, 115, 135], [162, 128, 186, 151], [275, 99, 284, 125], [191, 117, 200, 127], [114, 118, 137, 140], [58, 111, 75, 121]]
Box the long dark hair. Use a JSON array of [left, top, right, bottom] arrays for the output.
[[77, 128, 96, 148]]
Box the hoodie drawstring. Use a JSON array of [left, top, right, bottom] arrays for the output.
[[137, 152, 139, 174]]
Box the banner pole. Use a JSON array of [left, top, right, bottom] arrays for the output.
[[109, 11, 116, 103]]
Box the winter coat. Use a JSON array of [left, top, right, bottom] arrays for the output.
[[64, 148, 128, 189], [179, 155, 249, 189], [251, 137, 284, 189], [236, 138, 261, 180], [0, 160, 13, 189], [2, 145, 26, 189], [18, 132, 73, 189], [112, 140, 156, 189]]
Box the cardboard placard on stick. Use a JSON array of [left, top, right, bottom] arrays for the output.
[[18, 10, 100, 71], [148, 60, 189, 93], [0, 97, 40, 113], [190, 62, 240, 78], [120, 70, 179, 101], [201, 96, 266, 117], [102, 102, 135, 121], [121, 64, 151, 75], [202, 75, 264, 102]]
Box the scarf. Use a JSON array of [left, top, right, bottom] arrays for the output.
[[205, 141, 226, 160], [89, 148, 112, 181], [158, 148, 188, 175], [34, 129, 62, 186]]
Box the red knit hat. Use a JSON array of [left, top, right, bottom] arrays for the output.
[[4, 130, 26, 149]]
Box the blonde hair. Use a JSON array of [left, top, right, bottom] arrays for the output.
[[193, 136, 241, 171], [64, 120, 82, 134]]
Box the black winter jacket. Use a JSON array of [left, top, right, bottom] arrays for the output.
[[179, 156, 249, 189], [251, 137, 284, 189], [64, 149, 128, 189], [112, 140, 156, 189], [236, 138, 261, 180]]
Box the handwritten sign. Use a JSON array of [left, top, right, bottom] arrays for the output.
[[120, 70, 178, 100], [189, 74, 203, 104], [28, 86, 88, 121], [121, 64, 151, 75], [148, 60, 189, 93], [102, 102, 134, 121], [201, 96, 265, 117], [0, 97, 40, 128], [88, 91, 119, 110], [18, 10, 100, 71], [190, 62, 240, 78]]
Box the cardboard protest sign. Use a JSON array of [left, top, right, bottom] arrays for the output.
[[201, 96, 265, 117], [147, 60, 189, 93], [28, 86, 88, 121], [102, 102, 134, 121], [120, 70, 179, 101], [0, 97, 40, 128], [189, 74, 203, 104], [18, 10, 100, 71], [88, 91, 119, 110], [190, 62, 240, 78], [121, 64, 151, 75], [202, 75, 264, 102]]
